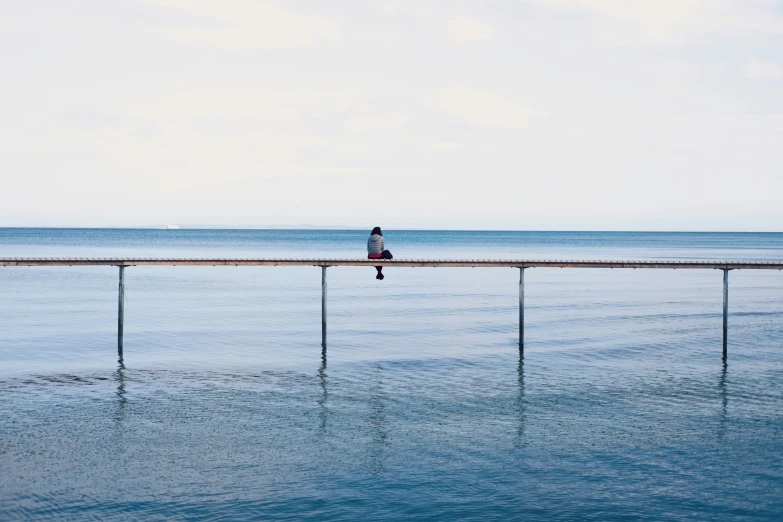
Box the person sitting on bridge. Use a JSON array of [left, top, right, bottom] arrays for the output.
[[367, 227, 390, 280]]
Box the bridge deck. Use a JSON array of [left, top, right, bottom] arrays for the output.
[[2, 258, 782, 269]]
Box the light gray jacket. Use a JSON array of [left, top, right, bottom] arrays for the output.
[[367, 234, 385, 255]]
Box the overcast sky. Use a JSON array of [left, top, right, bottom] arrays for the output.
[[2, 0, 782, 230]]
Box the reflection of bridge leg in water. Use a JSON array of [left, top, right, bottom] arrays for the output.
[[718, 362, 728, 441], [368, 364, 389, 473], [114, 359, 127, 425], [515, 352, 526, 448], [318, 347, 328, 434]]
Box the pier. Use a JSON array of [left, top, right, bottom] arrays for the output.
[[3, 258, 783, 361]]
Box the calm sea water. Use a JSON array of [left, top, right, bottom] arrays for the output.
[[1, 229, 782, 520]]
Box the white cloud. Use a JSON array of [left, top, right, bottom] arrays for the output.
[[379, 2, 398, 15], [437, 84, 544, 129], [377, 2, 433, 18], [447, 16, 494, 46], [342, 112, 411, 133], [117, 83, 371, 127], [745, 58, 783, 79], [416, 141, 460, 152], [528, 0, 783, 45], [47, 82, 380, 188], [141, 0, 342, 50]]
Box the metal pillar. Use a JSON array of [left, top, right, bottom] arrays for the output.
[[519, 267, 525, 351], [321, 266, 327, 349], [118, 265, 125, 357], [723, 269, 729, 360]]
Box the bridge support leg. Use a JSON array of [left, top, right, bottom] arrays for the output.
[[118, 265, 125, 358], [321, 266, 327, 349], [723, 269, 729, 360], [519, 267, 525, 352]]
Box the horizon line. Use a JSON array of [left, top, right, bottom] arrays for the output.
[[1, 226, 782, 234]]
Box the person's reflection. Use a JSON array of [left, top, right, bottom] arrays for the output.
[[115, 356, 127, 423], [368, 363, 389, 474], [718, 361, 728, 441], [514, 352, 526, 449], [317, 348, 329, 434]]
